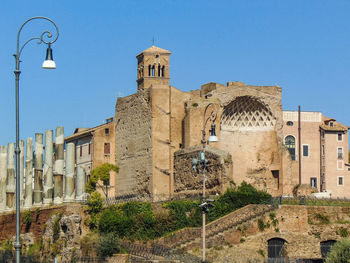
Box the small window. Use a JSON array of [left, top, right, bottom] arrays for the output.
[[80, 145, 82, 157], [330, 122, 334, 127], [88, 143, 91, 155], [105, 128, 110, 135], [338, 133, 343, 142], [322, 145, 325, 156], [321, 131, 325, 139], [338, 176, 344, 186], [310, 177, 317, 188], [286, 121, 293, 126], [303, 145, 309, 157], [104, 143, 110, 155], [338, 148, 343, 159]]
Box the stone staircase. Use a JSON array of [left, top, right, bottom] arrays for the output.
[[156, 204, 274, 250], [124, 204, 275, 262]]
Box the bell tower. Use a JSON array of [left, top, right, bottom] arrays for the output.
[[136, 46, 171, 91]]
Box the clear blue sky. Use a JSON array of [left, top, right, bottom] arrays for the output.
[[0, 0, 349, 146]]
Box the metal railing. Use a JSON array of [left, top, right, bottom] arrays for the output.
[[271, 196, 350, 207]]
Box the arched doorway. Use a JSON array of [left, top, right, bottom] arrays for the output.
[[268, 238, 287, 260], [320, 240, 337, 259]]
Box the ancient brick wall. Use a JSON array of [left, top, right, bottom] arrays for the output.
[[0, 204, 83, 242], [173, 146, 232, 196], [115, 91, 153, 196]]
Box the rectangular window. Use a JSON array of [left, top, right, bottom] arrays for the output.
[[303, 145, 309, 157], [88, 143, 91, 155], [310, 177, 317, 188], [105, 128, 110, 135], [322, 145, 325, 156], [338, 176, 344, 186], [104, 143, 110, 154], [321, 131, 325, 139], [80, 145, 82, 157], [338, 148, 343, 159], [338, 133, 343, 142]]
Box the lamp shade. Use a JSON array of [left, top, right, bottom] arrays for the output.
[[42, 44, 56, 69], [208, 124, 219, 142]]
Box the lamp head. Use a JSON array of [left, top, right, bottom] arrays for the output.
[[42, 44, 56, 69], [208, 124, 219, 142]]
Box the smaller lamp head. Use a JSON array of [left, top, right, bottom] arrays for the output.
[[208, 124, 219, 142], [42, 44, 56, 69]]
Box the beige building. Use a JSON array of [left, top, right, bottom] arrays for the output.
[[282, 111, 349, 198], [65, 117, 116, 197]]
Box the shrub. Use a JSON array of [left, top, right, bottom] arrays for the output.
[[338, 227, 349, 238], [0, 239, 12, 252], [164, 200, 201, 229], [52, 212, 63, 242], [315, 213, 330, 224], [258, 218, 265, 231], [96, 232, 122, 259], [325, 239, 350, 263], [23, 210, 32, 232], [86, 191, 104, 214], [207, 181, 271, 221], [81, 232, 99, 258]]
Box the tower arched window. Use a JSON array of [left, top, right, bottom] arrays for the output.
[[158, 64, 161, 77], [151, 65, 155, 77], [285, 135, 296, 161], [148, 65, 151, 76], [162, 66, 165, 77]]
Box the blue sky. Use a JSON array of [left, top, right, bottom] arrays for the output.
[[0, 1, 349, 146]]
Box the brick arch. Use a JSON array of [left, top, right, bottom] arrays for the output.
[[267, 237, 287, 258], [220, 96, 276, 131]]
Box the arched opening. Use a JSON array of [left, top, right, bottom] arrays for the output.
[[158, 64, 161, 77], [320, 240, 337, 259], [221, 96, 276, 131], [151, 65, 155, 76], [268, 238, 287, 259], [285, 135, 296, 161], [148, 65, 151, 76], [162, 65, 165, 77]]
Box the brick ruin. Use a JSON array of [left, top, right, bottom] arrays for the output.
[[115, 46, 297, 198]]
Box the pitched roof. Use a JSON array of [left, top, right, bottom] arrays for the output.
[[137, 45, 171, 57]]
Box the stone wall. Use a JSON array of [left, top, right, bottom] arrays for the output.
[[173, 146, 232, 196], [115, 91, 153, 196], [0, 204, 83, 243], [183, 205, 350, 262]]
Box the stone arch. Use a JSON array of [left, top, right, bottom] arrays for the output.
[[267, 237, 287, 259], [220, 96, 276, 131], [320, 240, 337, 259]]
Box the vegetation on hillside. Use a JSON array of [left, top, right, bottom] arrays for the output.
[[85, 181, 271, 244]]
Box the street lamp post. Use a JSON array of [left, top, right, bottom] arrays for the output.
[[192, 103, 218, 263], [14, 17, 59, 263]]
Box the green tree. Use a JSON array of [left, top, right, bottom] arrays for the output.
[[86, 163, 119, 199], [325, 239, 350, 263]]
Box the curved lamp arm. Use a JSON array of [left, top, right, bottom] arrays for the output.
[[201, 103, 218, 146], [15, 16, 59, 67]]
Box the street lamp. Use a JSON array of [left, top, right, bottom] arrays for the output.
[[13, 17, 59, 263], [192, 103, 218, 263]]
